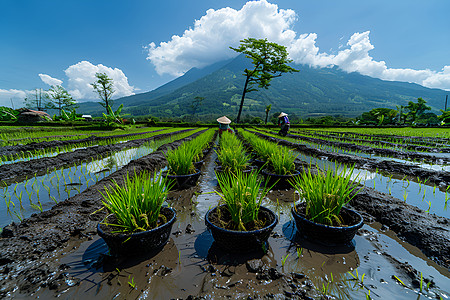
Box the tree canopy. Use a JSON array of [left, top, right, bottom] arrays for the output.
[[91, 72, 115, 113], [46, 85, 76, 116], [230, 38, 298, 123]]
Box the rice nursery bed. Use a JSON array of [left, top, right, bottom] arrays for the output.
[[0, 127, 170, 164], [0, 129, 199, 228], [0, 127, 448, 299]]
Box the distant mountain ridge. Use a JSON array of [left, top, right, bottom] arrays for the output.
[[78, 55, 447, 119]]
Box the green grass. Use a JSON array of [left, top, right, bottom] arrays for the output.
[[215, 170, 270, 231], [166, 129, 215, 175], [268, 146, 297, 175], [290, 164, 361, 226], [216, 131, 249, 173], [100, 170, 171, 233]]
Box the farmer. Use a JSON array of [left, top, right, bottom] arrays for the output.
[[278, 112, 290, 136], [217, 116, 234, 136]]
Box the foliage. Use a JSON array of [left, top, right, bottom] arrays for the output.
[[91, 72, 115, 113], [438, 109, 450, 125], [103, 104, 127, 126], [46, 85, 76, 116], [100, 171, 171, 233], [360, 108, 397, 126], [405, 97, 431, 123], [190, 96, 204, 119], [215, 170, 270, 231], [290, 165, 361, 226], [216, 131, 249, 173], [165, 142, 197, 175], [230, 38, 298, 123], [56, 109, 84, 121], [165, 129, 214, 175], [268, 146, 297, 175], [0, 107, 19, 122]]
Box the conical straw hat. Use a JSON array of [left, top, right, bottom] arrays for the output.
[[278, 112, 288, 118], [216, 116, 231, 124]]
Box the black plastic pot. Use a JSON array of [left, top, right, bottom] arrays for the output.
[[205, 205, 278, 252], [261, 169, 300, 189], [291, 203, 363, 246], [251, 157, 267, 169], [97, 207, 176, 257], [163, 169, 201, 190]]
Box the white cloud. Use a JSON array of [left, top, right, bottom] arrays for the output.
[[147, 0, 297, 76], [64, 61, 135, 100], [0, 89, 27, 107], [38, 74, 63, 86], [147, 0, 450, 91]]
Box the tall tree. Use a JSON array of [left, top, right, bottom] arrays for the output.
[[24, 88, 47, 111], [46, 85, 76, 116], [91, 72, 115, 113], [230, 38, 298, 123], [264, 104, 272, 124]]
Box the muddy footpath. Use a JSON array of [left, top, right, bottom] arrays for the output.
[[0, 130, 449, 299]]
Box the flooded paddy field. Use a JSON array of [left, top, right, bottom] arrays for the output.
[[0, 126, 448, 299]]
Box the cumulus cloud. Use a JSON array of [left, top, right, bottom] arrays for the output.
[[147, 0, 450, 91], [38, 74, 63, 86], [0, 89, 27, 107], [147, 0, 297, 76], [64, 61, 135, 100]]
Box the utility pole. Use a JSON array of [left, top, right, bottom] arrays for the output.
[[10, 98, 14, 109], [445, 94, 448, 111]]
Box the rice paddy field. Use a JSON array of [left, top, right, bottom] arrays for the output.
[[0, 125, 448, 299]]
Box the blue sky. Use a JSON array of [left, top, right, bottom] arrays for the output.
[[1, 0, 449, 107]]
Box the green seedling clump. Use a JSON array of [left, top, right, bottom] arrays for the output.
[[100, 171, 171, 233]]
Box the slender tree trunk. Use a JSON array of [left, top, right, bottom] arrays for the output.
[[265, 112, 269, 124], [236, 75, 250, 123]]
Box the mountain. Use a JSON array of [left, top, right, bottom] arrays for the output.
[[79, 55, 448, 119]]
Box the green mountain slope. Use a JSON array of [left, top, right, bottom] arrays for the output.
[[80, 55, 448, 119]]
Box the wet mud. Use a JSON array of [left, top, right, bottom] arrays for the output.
[[0, 129, 192, 185], [250, 130, 450, 188], [0, 128, 165, 158], [0, 130, 449, 299]]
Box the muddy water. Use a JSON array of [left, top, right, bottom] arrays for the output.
[[296, 152, 450, 219], [0, 132, 194, 228], [31, 148, 450, 299]]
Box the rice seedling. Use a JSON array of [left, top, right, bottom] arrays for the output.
[[128, 276, 136, 289], [165, 143, 197, 175], [290, 164, 360, 226], [392, 275, 406, 287], [215, 170, 271, 231], [268, 146, 297, 175], [426, 200, 432, 213], [296, 247, 303, 258], [281, 254, 289, 267], [100, 170, 171, 233]]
